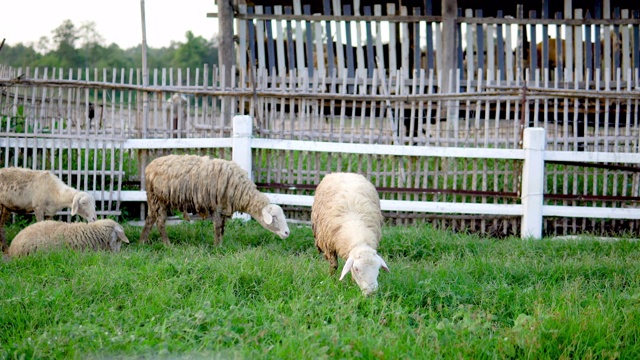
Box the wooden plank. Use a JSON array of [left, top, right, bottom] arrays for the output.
[[564, 0, 573, 82], [574, 9, 584, 83], [465, 9, 475, 80], [426, 0, 435, 71], [374, 5, 385, 71], [387, 3, 397, 73], [505, 14, 514, 81], [264, 6, 277, 75], [400, 6, 409, 77], [323, 0, 335, 76], [237, 5, 248, 74], [621, 9, 630, 74], [529, 10, 538, 75], [332, 0, 345, 75], [255, 6, 267, 71], [476, 10, 485, 77], [343, 4, 355, 78], [486, 19, 495, 82], [555, 12, 564, 81], [541, 0, 550, 74], [603, 0, 612, 80], [412, 7, 421, 74], [496, 10, 505, 81], [585, 10, 593, 81], [285, 7, 295, 71], [274, 6, 286, 76], [353, 0, 365, 74], [614, 7, 621, 71], [634, 10, 640, 72], [457, 8, 464, 78], [595, 3, 602, 76], [314, 16, 325, 77], [293, 0, 305, 74], [303, 5, 314, 77], [364, 6, 375, 77]]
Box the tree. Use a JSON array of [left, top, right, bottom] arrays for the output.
[[50, 19, 81, 68], [171, 31, 218, 77]]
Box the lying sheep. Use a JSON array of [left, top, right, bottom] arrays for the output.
[[6, 219, 129, 257], [311, 172, 390, 296], [139, 154, 290, 246], [0, 167, 98, 251]]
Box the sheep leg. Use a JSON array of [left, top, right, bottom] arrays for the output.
[[212, 210, 227, 246], [0, 207, 10, 251], [326, 251, 339, 275], [156, 205, 171, 245], [139, 199, 159, 244]]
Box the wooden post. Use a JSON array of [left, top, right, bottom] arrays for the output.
[[441, 0, 458, 129], [521, 127, 545, 239], [218, 0, 235, 126], [139, 0, 149, 221]]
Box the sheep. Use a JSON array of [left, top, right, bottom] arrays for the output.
[[0, 167, 98, 251], [139, 154, 290, 246], [311, 172, 390, 296], [6, 219, 129, 257]]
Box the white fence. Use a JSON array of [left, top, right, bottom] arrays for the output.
[[108, 115, 640, 239]]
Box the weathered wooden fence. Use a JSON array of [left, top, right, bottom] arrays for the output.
[[2, 62, 640, 235], [230, 0, 640, 84]]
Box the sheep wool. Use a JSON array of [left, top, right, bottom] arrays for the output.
[[0, 167, 98, 251], [7, 219, 129, 257], [311, 172, 390, 296], [139, 154, 290, 245]]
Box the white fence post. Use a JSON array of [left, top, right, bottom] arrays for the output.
[[232, 115, 254, 220], [521, 127, 546, 239], [232, 115, 253, 179]]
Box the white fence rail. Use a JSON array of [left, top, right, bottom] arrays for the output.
[[103, 115, 640, 239]]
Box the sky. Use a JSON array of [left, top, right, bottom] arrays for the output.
[[2, 0, 220, 49]]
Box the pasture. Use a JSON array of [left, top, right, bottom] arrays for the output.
[[1, 219, 640, 359]]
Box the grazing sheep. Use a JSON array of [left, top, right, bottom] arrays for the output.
[[311, 172, 390, 296], [6, 219, 129, 257], [139, 154, 290, 246], [0, 167, 98, 251]]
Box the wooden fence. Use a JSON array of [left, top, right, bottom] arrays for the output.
[[2, 36, 640, 235], [230, 0, 640, 85]]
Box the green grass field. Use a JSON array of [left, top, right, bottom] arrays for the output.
[[1, 219, 639, 359]]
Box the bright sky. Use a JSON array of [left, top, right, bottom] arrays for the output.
[[3, 0, 220, 49]]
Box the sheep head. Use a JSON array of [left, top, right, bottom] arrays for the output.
[[104, 220, 129, 252], [340, 247, 390, 296], [71, 192, 97, 222], [256, 204, 290, 239]]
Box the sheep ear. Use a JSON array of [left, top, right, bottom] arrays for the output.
[[115, 226, 130, 243], [340, 256, 354, 280], [71, 194, 80, 216], [377, 254, 390, 272], [262, 207, 273, 225]]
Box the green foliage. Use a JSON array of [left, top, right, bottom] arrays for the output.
[[1, 221, 639, 359], [2, 20, 218, 82], [0, 104, 26, 133]]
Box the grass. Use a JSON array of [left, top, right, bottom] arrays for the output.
[[1, 219, 640, 359]]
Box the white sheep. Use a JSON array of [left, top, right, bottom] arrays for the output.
[[6, 219, 129, 257], [311, 172, 390, 296], [0, 167, 98, 251], [139, 154, 290, 246]]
